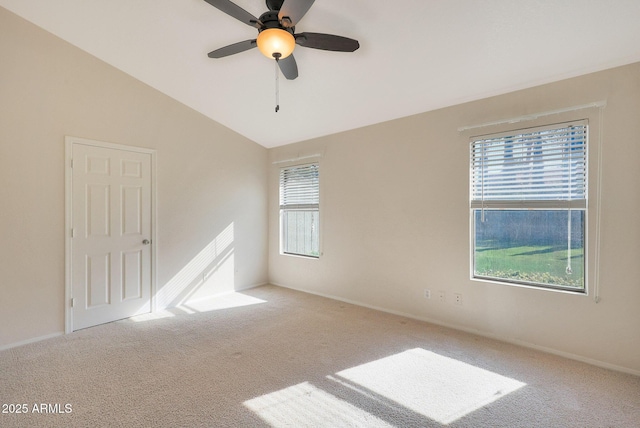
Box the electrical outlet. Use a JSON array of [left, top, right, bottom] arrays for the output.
[[437, 290, 446, 302], [454, 293, 463, 306], [424, 289, 431, 299]]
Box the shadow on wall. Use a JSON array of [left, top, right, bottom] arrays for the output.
[[156, 222, 236, 309]]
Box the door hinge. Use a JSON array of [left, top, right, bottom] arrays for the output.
[[70, 159, 74, 168], [71, 298, 75, 307], [71, 228, 75, 238]]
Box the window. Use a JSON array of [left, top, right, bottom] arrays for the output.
[[470, 121, 587, 291], [280, 163, 320, 258]]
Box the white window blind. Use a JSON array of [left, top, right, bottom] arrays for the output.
[[280, 164, 319, 210], [471, 121, 588, 209], [279, 163, 320, 258]]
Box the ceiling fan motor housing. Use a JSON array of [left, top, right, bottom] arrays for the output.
[[258, 11, 294, 33]]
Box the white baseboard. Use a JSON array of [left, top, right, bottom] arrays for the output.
[[155, 282, 269, 311], [235, 281, 268, 292], [0, 332, 64, 352], [180, 282, 269, 305], [185, 282, 268, 306], [269, 282, 640, 378]]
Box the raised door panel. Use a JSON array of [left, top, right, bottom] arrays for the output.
[[122, 250, 142, 301], [121, 186, 142, 236], [87, 184, 110, 237], [86, 253, 111, 307]]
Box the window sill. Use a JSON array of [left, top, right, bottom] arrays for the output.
[[281, 252, 320, 260], [471, 276, 587, 295]]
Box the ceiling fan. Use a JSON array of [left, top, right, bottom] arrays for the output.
[[204, 0, 360, 80]]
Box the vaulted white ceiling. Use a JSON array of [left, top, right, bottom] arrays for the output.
[[2, 0, 640, 147]]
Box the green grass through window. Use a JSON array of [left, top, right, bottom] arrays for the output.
[[475, 242, 584, 289]]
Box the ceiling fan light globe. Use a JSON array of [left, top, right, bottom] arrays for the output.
[[257, 29, 295, 59]]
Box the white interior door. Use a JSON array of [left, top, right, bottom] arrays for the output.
[[71, 142, 152, 330]]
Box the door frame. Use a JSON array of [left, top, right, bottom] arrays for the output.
[[65, 136, 157, 334]]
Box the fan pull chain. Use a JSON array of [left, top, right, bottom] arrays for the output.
[[274, 57, 280, 113]]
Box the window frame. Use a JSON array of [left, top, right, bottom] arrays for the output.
[[279, 162, 320, 259], [469, 120, 590, 293]]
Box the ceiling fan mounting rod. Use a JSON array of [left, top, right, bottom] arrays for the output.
[[265, 0, 285, 12]]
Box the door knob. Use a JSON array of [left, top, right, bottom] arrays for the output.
[[142, 239, 150, 245]]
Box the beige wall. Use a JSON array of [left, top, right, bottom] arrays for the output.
[[3, 4, 640, 376], [0, 8, 268, 347], [268, 63, 640, 374]]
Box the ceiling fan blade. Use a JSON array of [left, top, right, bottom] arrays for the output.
[[295, 32, 359, 52], [278, 55, 298, 80], [203, 0, 261, 28], [208, 40, 257, 58], [278, 0, 315, 27]]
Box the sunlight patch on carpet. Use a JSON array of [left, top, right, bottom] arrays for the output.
[[129, 292, 266, 322], [244, 381, 392, 428], [335, 348, 526, 424], [128, 310, 176, 321], [180, 292, 266, 313]]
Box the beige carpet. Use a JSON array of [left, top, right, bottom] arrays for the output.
[[1, 284, 639, 427]]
